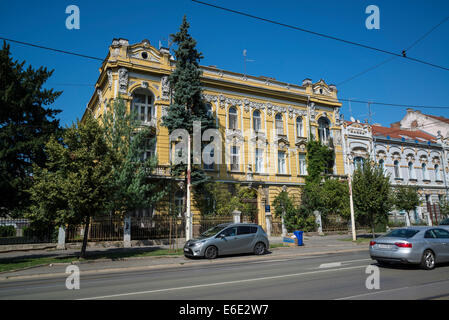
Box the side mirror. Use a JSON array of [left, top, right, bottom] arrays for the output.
[[217, 233, 226, 239]]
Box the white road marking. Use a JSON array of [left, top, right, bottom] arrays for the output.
[[319, 262, 342, 269], [79, 265, 366, 300]]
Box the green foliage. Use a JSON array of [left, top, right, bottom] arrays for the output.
[[393, 185, 421, 223], [0, 42, 62, 217], [27, 114, 114, 256], [305, 139, 335, 183], [0, 225, 15, 237], [439, 197, 449, 218], [272, 191, 316, 232], [352, 160, 393, 236], [102, 98, 166, 215], [320, 179, 350, 219], [161, 16, 215, 187]]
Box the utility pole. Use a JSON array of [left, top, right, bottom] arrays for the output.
[[186, 132, 192, 241], [343, 125, 357, 241]]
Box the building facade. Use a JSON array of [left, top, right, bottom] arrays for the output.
[[84, 39, 345, 231], [342, 120, 449, 225]]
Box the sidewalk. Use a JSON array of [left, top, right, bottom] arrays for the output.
[[0, 234, 370, 280]]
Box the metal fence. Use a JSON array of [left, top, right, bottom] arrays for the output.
[[271, 220, 283, 236], [0, 218, 56, 245], [321, 215, 350, 232], [131, 216, 185, 240], [193, 215, 234, 236], [66, 216, 123, 242]]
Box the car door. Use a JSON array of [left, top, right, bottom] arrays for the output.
[[215, 227, 238, 255], [424, 229, 446, 263], [433, 228, 449, 262], [235, 226, 257, 253]]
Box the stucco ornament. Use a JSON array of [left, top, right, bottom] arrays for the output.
[[161, 76, 170, 100], [118, 68, 128, 94]]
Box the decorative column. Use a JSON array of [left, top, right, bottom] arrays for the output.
[[314, 210, 324, 235], [265, 213, 272, 237]]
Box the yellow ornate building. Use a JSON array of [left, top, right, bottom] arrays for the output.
[[84, 38, 345, 232]]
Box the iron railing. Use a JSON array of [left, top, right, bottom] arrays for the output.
[[0, 218, 56, 245], [131, 216, 185, 240]]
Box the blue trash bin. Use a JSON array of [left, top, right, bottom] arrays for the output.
[[293, 231, 304, 246]]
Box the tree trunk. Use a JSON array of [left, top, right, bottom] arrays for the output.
[[80, 217, 90, 258]]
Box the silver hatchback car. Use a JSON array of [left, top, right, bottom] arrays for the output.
[[183, 223, 269, 259], [369, 226, 449, 270]]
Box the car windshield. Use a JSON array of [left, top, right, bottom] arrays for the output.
[[199, 225, 228, 238], [384, 229, 420, 239]]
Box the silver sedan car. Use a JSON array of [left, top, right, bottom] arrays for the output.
[[183, 223, 269, 259], [369, 226, 449, 270]]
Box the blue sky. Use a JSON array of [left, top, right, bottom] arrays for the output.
[[1, 0, 449, 128]]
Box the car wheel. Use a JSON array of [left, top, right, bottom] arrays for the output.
[[420, 249, 435, 270], [254, 242, 266, 255], [204, 246, 218, 259]]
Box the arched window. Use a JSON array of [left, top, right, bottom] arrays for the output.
[[408, 162, 416, 179], [435, 164, 441, 181], [275, 113, 284, 135], [394, 160, 400, 178], [174, 190, 185, 217], [229, 107, 238, 129], [296, 116, 303, 137], [318, 117, 330, 142], [132, 90, 154, 123], [422, 163, 428, 180], [253, 110, 261, 132]]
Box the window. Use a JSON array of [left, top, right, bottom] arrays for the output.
[[296, 117, 303, 137], [206, 103, 213, 118], [278, 151, 286, 174], [275, 114, 284, 135], [408, 162, 416, 179], [204, 148, 214, 170], [140, 138, 155, 162], [229, 107, 238, 129], [385, 229, 419, 239], [298, 154, 307, 175], [394, 160, 400, 178], [318, 117, 330, 142], [231, 146, 239, 171], [378, 159, 384, 171], [433, 228, 449, 239], [435, 164, 441, 181], [237, 226, 252, 235], [354, 157, 364, 170], [253, 110, 261, 132], [174, 190, 185, 217], [255, 148, 263, 173], [132, 91, 153, 123], [422, 163, 428, 180], [220, 227, 237, 237]]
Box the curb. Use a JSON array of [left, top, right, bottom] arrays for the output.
[[0, 246, 367, 282]]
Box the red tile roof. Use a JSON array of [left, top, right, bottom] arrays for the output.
[[424, 114, 449, 125], [371, 125, 436, 142]]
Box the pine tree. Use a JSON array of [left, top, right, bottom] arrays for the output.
[[102, 98, 166, 215], [161, 16, 216, 189], [0, 42, 61, 217]]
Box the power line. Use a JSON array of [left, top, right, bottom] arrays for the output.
[[0, 37, 104, 62], [192, 0, 449, 72], [336, 14, 449, 86], [339, 98, 449, 110]]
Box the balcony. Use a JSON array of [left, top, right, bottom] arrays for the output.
[[147, 165, 171, 177]]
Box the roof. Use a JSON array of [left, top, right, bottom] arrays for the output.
[[371, 125, 437, 143], [424, 114, 449, 126]]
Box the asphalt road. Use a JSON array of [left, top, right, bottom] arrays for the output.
[[1, 250, 449, 300]]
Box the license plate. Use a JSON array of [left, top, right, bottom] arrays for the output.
[[377, 244, 392, 249]]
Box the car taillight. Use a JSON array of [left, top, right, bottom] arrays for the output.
[[395, 242, 412, 248], [369, 241, 376, 246]]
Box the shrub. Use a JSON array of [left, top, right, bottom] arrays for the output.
[[0, 225, 16, 237]]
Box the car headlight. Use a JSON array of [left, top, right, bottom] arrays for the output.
[[193, 241, 206, 247]]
